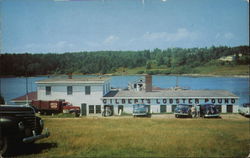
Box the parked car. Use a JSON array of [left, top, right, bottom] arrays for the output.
[[238, 103, 250, 117], [174, 104, 192, 118], [133, 104, 151, 117], [0, 105, 50, 156], [199, 104, 220, 118]]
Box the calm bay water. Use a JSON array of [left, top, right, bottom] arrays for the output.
[[0, 75, 249, 105]]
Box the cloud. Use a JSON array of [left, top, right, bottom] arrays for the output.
[[85, 35, 120, 50], [55, 41, 74, 48], [25, 43, 40, 49], [224, 33, 234, 40], [103, 35, 119, 45], [215, 32, 234, 40], [143, 28, 199, 42], [24, 41, 74, 53]]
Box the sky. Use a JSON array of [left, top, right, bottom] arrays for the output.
[[1, 0, 249, 53]]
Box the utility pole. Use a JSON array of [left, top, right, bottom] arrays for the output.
[[26, 75, 29, 105], [176, 76, 179, 87], [0, 0, 2, 55], [0, 0, 3, 99], [0, 78, 1, 97]]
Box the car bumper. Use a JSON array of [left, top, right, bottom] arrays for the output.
[[133, 113, 148, 116], [204, 114, 220, 118], [244, 113, 250, 116], [22, 128, 50, 143], [174, 113, 190, 116]]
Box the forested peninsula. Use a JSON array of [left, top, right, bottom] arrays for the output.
[[0, 46, 249, 76]]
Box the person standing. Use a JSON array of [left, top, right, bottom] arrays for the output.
[[191, 105, 196, 118], [196, 104, 200, 117]]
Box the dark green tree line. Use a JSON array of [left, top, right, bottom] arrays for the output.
[[0, 46, 249, 76]]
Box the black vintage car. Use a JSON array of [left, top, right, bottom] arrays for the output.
[[0, 105, 50, 156], [199, 104, 220, 118], [174, 104, 192, 118]]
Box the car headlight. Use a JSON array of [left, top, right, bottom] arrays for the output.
[[18, 121, 24, 130], [39, 119, 44, 129]]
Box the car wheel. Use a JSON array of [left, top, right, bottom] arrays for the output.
[[175, 115, 178, 118], [0, 136, 12, 156]]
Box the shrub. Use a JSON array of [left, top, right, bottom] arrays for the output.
[[137, 70, 144, 74]]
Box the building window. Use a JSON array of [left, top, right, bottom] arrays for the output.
[[46, 86, 51, 95], [85, 86, 91, 95], [134, 84, 137, 88], [96, 105, 101, 114], [67, 86, 73, 95], [89, 105, 94, 114]]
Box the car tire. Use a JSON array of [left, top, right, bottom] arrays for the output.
[[73, 112, 80, 117], [0, 136, 12, 156]]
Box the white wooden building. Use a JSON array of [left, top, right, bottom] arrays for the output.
[[35, 75, 239, 116], [36, 77, 111, 115], [102, 75, 239, 115], [102, 89, 239, 115]]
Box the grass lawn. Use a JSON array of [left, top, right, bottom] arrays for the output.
[[194, 65, 249, 76], [15, 115, 249, 158], [111, 65, 249, 76]]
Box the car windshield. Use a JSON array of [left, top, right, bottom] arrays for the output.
[[243, 103, 250, 107], [133, 104, 146, 108], [177, 104, 190, 109], [134, 104, 147, 109], [133, 104, 147, 112], [204, 105, 218, 114]]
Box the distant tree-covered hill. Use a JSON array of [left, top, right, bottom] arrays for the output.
[[0, 46, 249, 76]]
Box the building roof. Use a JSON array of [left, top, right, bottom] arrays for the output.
[[36, 77, 110, 84], [11, 91, 37, 103], [103, 90, 238, 98], [129, 77, 145, 84]]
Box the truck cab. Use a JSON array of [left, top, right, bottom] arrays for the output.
[[0, 105, 50, 156]]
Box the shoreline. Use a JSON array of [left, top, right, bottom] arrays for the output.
[[0, 73, 249, 78]]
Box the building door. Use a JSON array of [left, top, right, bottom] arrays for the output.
[[81, 103, 87, 116], [227, 105, 233, 113], [172, 105, 177, 112], [160, 105, 166, 113], [118, 105, 124, 114], [146, 105, 151, 113]]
